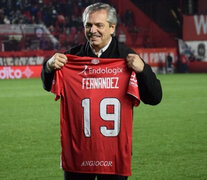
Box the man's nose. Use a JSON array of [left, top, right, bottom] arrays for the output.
[[90, 25, 97, 33]]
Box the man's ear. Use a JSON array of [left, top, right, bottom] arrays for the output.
[[110, 24, 116, 35]]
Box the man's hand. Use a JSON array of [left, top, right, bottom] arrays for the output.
[[48, 53, 67, 70], [126, 53, 144, 73]]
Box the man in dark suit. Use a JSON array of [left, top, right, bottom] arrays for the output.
[[41, 2, 162, 180]]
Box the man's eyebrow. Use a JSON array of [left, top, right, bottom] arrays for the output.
[[85, 22, 104, 26]]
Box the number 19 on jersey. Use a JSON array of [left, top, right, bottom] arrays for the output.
[[82, 98, 121, 137]]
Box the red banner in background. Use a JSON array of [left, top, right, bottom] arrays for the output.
[[0, 50, 56, 66], [133, 48, 177, 73], [0, 50, 56, 79], [0, 50, 55, 57], [183, 15, 207, 41], [0, 66, 42, 79], [0, 49, 178, 79], [133, 48, 177, 66]]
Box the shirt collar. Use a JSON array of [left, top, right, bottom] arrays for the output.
[[91, 37, 112, 57]]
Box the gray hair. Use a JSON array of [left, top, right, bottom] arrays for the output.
[[82, 3, 118, 27]]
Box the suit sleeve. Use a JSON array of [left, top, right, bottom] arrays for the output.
[[118, 43, 162, 105], [41, 49, 75, 92], [137, 63, 162, 105], [41, 60, 55, 91]]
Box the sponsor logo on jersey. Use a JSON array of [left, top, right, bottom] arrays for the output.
[[88, 67, 122, 75], [78, 65, 88, 75], [79, 65, 123, 76], [81, 160, 112, 167]]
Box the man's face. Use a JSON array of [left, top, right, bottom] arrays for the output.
[[84, 9, 116, 52]]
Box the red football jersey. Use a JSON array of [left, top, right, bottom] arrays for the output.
[[51, 54, 140, 176]]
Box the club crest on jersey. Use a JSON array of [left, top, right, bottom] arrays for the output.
[[91, 59, 100, 64]]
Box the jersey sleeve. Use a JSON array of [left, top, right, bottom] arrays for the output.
[[50, 70, 63, 101], [127, 71, 140, 106]]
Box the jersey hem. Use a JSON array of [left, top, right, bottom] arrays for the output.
[[62, 168, 131, 176]]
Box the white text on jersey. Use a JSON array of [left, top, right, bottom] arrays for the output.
[[88, 67, 122, 75], [82, 77, 119, 89], [81, 160, 113, 167]]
